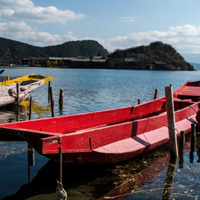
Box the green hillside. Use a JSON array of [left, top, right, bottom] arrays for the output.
[[0, 37, 109, 65]]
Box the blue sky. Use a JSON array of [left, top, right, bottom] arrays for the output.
[[0, 0, 200, 61]]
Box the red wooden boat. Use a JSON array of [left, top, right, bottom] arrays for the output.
[[0, 80, 200, 165]]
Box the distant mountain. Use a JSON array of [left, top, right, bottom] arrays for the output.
[[0, 37, 109, 65], [182, 54, 200, 64], [109, 41, 194, 70], [190, 63, 200, 70]]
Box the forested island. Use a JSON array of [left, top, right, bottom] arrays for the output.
[[0, 37, 194, 70]]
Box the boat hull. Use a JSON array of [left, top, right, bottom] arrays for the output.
[[0, 80, 199, 165], [36, 104, 197, 165]]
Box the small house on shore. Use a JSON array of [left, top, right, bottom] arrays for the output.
[[124, 58, 140, 69]]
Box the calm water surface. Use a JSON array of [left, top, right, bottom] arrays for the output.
[[0, 67, 200, 199]]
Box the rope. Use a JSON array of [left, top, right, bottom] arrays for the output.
[[149, 118, 178, 131], [145, 103, 199, 136], [64, 101, 198, 135], [189, 105, 198, 113], [140, 117, 180, 145]]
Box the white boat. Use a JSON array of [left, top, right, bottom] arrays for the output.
[[0, 83, 29, 107], [0, 74, 53, 107]]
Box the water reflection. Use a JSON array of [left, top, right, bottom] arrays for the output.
[[2, 143, 174, 200], [162, 157, 177, 200], [0, 98, 51, 125], [0, 105, 29, 123], [3, 159, 115, 200]]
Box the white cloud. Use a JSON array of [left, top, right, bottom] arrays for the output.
[[121, 16, 137, 23], [0, 21, 62, 46], [100, 24, 200, 54], [0, 0, 85, 24], [64, 32, 78, 41], [1, 19, 200, 55]]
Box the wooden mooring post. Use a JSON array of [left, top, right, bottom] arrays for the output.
[[48, 81, 51, 101], [59, 147, 62, 183], [59, 88, 64, 111], [138, 99, 140, 105], [190, 124, 196, 163], [165, 86, 178, 158], [49, 87, 55, 117], [190, 123, 196, 152], [29, 96, 32, 120], [28, 97, 35, 183], [179, 131, 185, 168], [16, 82, 20, 106], [154, 89, 158, 100], [179, 130, 185, 154]]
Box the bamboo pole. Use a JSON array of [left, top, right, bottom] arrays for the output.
[[165, 86, 178, 158]]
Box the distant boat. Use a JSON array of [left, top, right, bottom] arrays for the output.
[[0, 80, 199, 165], [0, 74, 53, 107], [0, 69, 5, 74]]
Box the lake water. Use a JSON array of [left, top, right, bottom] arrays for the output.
[[1, 67, 200, 199]]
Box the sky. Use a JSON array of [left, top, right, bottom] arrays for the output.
[[1, 0, 200, 61]]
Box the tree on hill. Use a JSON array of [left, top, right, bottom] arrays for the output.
[[0, 37, 109, 64], [109, 41, 194, 70]]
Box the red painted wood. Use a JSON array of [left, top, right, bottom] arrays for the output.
[[0, 80, 200, 165]]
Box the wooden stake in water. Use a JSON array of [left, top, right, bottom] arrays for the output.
[[28, 97, 35, 183], [59, 88, 64, 111], [165, 86, 178, 158], [179, 131, 185, 153], [190, 123, 196, 152], [49, 87, 54, 117], [179, 131, 185, 168], [154, 89, 158, 100], [16, 82, 20, 106], [59, 147, 62, 183], [29, 97, 32, 120], [138, 99, 140, 105], [48, 81, 51, 101]]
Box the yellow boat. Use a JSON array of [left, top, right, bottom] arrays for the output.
[[0, 74, 53, 86]]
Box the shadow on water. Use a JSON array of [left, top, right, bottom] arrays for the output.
[[2, 134, 200, 200]]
